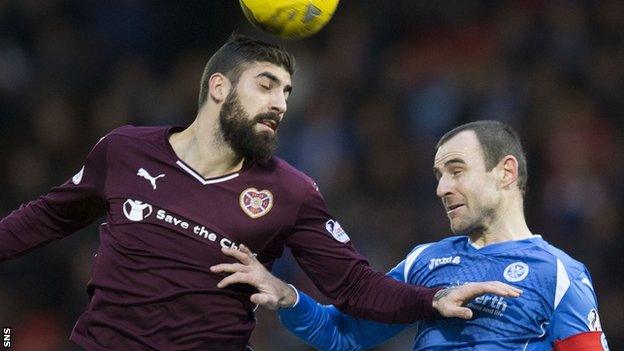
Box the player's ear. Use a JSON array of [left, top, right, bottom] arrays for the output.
[[208, 73, 231, 103], [498, 155, 519, 190]]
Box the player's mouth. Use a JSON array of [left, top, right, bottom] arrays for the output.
[[446, 203, 465, 215], [258, 119, 278, 131]]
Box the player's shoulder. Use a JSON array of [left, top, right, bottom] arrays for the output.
[[404, 236, 466, 260], [417, 235, 467, 252], [531, 236, 588, 277], [398, 236, 466, 282], [103, 124, 171, 143], [437, 235, 468, 246], [258, 156, 319, 193]]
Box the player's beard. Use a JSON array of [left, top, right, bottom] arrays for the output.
[[219, 90, 279, 162]]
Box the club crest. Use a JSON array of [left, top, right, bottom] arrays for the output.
[[503, 261, 529, 282], [239, 188, 274, 218]]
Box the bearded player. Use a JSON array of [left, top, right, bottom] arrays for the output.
[[0, 35, 520, 350]]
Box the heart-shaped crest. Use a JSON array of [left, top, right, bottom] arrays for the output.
[[239, 187, 274, 218]]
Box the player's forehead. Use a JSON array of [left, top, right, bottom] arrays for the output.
[[434, 131, 483, 168], [239, 61, 292, 86]]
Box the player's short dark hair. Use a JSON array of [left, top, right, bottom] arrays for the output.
[[197, 33, 295, 110], [436, 120, 528, 195]]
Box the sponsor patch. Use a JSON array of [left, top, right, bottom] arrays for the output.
[[428, 256, 461, 270], [72, 166, 85, 185], [239, 188, 274, 218], [587, 309, 603, 332], [123, 199, 153, 222], [325, 219, 350, 243]]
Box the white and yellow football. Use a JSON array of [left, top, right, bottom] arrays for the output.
[[239, 0, 340, 40]]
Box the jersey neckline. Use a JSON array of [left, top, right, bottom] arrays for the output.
[[464, 235, 543, 254], [163, 126, 254, 185]]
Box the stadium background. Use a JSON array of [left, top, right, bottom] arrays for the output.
[[0, 1, 622, 350]]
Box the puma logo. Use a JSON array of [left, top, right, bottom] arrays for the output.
[[137, 168, 165, 189]]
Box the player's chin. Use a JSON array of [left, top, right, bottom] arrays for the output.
[[245, 137, 278, 162], [253, 128, 279, 146], [449, 220, 467, 234]]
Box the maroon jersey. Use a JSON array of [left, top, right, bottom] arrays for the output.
[[0, 126, 439, 350]]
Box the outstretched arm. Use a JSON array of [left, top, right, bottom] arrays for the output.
[[265, 184, 522, 324], [279, 290, 411, 351], [211, 244, 522, 318], [212, 245, 410, 350]]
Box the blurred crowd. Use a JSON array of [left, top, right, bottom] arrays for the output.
[[0, 1, 622, 350]]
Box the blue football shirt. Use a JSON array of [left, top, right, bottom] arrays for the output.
[[279, 235, 610, 350]]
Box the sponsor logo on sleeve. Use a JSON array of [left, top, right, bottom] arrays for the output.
[[325, 219, 350, 243], [239, 188, 274, 218], [72, 166, 85, 185], [587, 309, 603, 332], [503, 261, 529, 282]]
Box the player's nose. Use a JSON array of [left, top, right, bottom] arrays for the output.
[[269, 91, 287, 116], [436, 175, 453, 199]]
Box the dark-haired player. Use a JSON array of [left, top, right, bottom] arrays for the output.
[[218, 121, 609, 350], [0, 36, 519, 350]]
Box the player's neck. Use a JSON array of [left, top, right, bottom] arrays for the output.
[[469, 199, 532, 248], [169, 117, 244, 178]]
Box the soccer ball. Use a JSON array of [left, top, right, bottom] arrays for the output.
[[239, 0, 340, 40]]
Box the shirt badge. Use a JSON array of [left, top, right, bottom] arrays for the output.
[[587, 309, 603, 331], [72, 166, 85, 185], [239, 188, 274, 218], [503, 261, 529, 282], [137, 168, 165, 189], [325, 219, 350, 243], [123, 199, 153, 222]]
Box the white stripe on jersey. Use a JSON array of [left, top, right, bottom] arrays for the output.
[[581, 277, 593, 290], [404, 244, 433, 282], [176, 160, 240, 185], [554, 258, 571, 309]]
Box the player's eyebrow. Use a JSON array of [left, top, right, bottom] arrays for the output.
[[433, 157, 466, 178], [443, 158, 466, 167], [255, 72, 292, 95]]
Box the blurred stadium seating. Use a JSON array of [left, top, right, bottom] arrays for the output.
[[0, 1, 622, 350]]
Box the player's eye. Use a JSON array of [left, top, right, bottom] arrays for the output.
[[258, 79, 272, 90]]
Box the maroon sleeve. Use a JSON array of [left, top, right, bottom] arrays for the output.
[[0, 136, 109, 261], [286, 185, 442, 324]]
